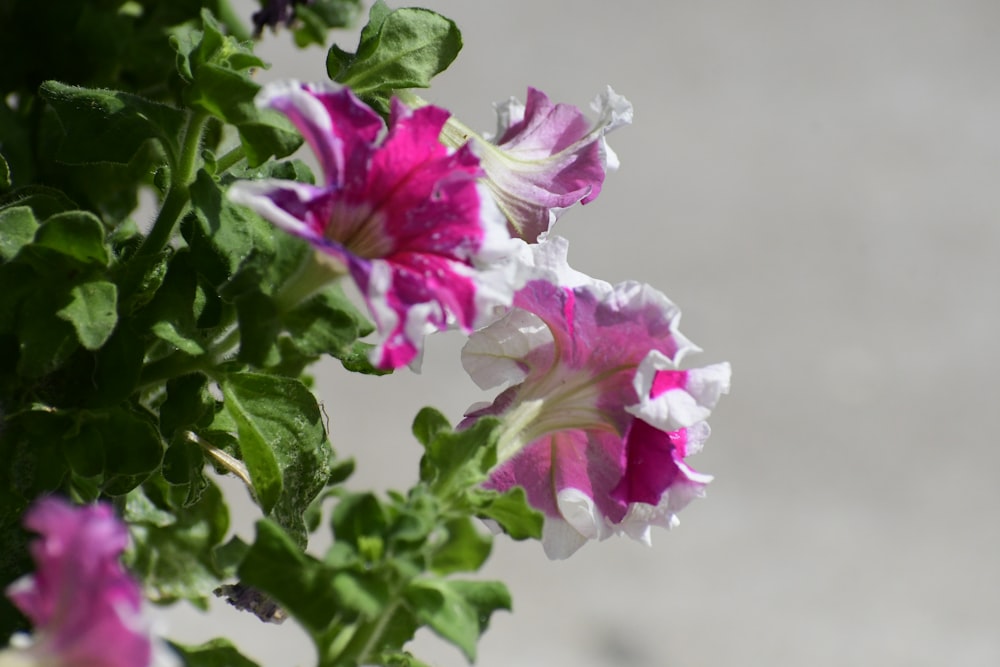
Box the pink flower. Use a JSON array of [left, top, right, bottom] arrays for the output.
[[462, 239, 729, 558], [229, 81, 514, 369], [440, 86, 633, 242], [2, 497, 168, 667]]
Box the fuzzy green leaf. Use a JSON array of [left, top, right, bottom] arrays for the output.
[[330, 492, 388, 555], [0, 206, 38, 261], [238, 519, 341, 633], [39, 81, 186, 167], [168, 639, 261, 667], [405, 579, 511, 661], [127, 478, 231, 605], [411, 407, 450, 450], [416, 413, 500, 497], [31, 210, 109, 267], [468, 487, 543, 541], [15, 292, 78, 378], [56, 281, 118, 350], [429, 518, 492, 575], [222, 373, 333, 545], [188, 169, 277, 281], [0, 186, 77, 223], [329, 2, 461, 108], [172, 12, 302, 165]]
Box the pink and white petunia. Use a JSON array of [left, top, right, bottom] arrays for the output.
[[461, 239, 729, 558], [439, 86, 633, 242], [228, 81, 515, 369], [2, 497, 175, 667]]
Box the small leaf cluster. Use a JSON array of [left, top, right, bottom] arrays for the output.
[[238, 411, 539, 667], [327, 0, 462, 113]]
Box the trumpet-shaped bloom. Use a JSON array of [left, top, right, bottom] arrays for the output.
[[441, 86, 633, 243], [2, 498, 166, 667], [229, 81, 514, 369], [462, 239, 729, 558]]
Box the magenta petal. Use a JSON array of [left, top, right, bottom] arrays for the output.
[[259, 81, 382, 189], [229, 81, 516, 369], [611, 419, 693, 506], [6, 498, 153, 667]]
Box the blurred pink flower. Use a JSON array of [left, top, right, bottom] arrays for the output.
[[229, 81, 515, 369], [2, 497, 166, 667], [462, 239, 729, 558], [441, 86, 632, 242]]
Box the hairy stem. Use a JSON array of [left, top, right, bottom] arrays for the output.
[[134, 111, 209, 259]]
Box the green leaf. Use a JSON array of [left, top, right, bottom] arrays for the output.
[[188, 169, 277, 280], [429, 517, 492, 575], [171, 12, 302, 166], [168, 638, 261, 667], [162, 433, 210, 506], [159, 373, 215, 438], [31, 210, 109, 267], [293, 0, 364, 48], [405, 579, 511, 661], [329, 3, 462, 110], [222, 373, 334, 545], [70, 407, 164, 495], [90, 321, 146, 406], [468, 487, 543, 541], [39, 81, 186, 168], [0, 186, 77, 223], [150, 321, 205, 355], [127, 478, 231, 605], [330, 492, 388, 556], [239, 519, 341, 633], [284, 284, 374, 357], [236, 113, 304, 168], [137, 248, 218, 357], [411, 407, 450, 450], [234, 289, 281, 367], [16, 292, 78, 378], [416, 413, 501, 498], [0, 206, 38, 261], [56, 281, 118, 350], [377, 653, 433, 667], [330, 570, 390, 619]]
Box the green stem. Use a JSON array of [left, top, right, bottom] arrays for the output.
[[273, 250, 347, 314], [216, 0, 253, 41], [329, 598, 404, 666], [138, 325, 241, 389], [134, 111, 209, 259], [214, 145, 246, 173]]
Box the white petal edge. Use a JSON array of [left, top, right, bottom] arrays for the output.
[[627, 352, 731, 432]]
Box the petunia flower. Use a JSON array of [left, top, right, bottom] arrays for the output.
[[1, 497, 175, 667], [228, 81, 515, 369], [436, 86, 633, 242], [461, 239, 729, 558]]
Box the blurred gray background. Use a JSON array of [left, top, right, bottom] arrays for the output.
[[167, 1, 1000, 665]]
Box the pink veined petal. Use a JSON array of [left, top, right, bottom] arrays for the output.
[[5, 498, 156, 667], [228, 81, 517, 370], [611, 420, 714, 545], [466, 241, 723, 556], [471, 86, 633, 241]]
